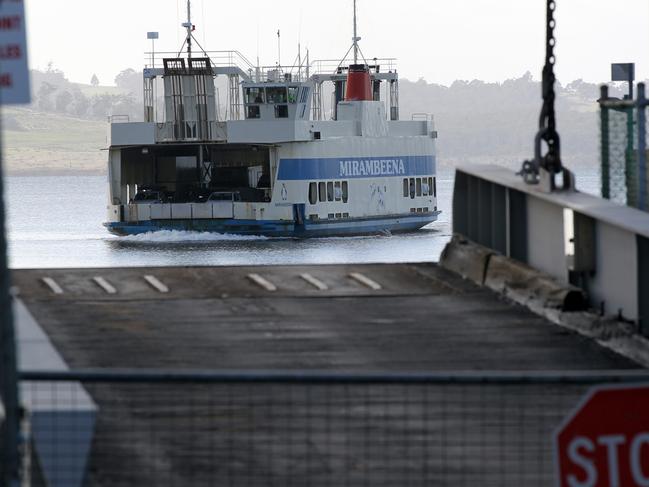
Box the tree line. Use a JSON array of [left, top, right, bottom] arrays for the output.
[[30, 63, 143, 121]]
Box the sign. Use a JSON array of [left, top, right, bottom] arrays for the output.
[[611, 63, 635, 82], [555, 384, 649, 487], [147, 31, 159, 40], [0, 0, 29, 104]]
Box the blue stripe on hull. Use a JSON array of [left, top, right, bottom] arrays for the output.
[[104, 212, 440, 238], [277, 155, 436, 181]]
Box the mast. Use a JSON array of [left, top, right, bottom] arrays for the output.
[[185, 0, 192, 59], [353, 0, 359, 64]]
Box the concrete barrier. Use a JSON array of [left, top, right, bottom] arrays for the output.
[[440, 236, 586, 312], [485, 254, 586, 312], [439, 235, 495, 285]]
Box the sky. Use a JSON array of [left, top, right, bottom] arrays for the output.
[[24, 0, 649, 87]]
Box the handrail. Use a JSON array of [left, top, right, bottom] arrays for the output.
[[20, 368, 649, 385]]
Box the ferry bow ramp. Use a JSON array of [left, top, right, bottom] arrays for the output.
[[13, 263, 642, 486], [13, 264, 638, 371]]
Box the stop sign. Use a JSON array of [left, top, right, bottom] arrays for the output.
[[555, 384, 649, 487]]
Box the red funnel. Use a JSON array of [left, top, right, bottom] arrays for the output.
[[345, 64, 372, 101]]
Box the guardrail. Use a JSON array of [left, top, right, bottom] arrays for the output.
[[18, 368, 649, 487], [452, 164, 649, 335]]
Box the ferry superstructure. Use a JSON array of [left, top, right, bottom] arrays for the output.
[[104, 1, 440, 237]]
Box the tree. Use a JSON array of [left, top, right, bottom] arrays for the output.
[[37, 82, 57, 111], [91, 94, 118, 119], [72, 89, 90, 118], [91, 74, 99, 87], [115, 68, 143, 99], [55, 90, 73, 113]]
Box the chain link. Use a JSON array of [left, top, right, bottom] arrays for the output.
[[520, 0, 563, 183], [538, 0, 561, 173]]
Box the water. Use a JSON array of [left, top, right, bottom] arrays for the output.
[[6, 172, 455, 269], [6, 167, 599, 269]]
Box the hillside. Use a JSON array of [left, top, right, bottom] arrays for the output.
[[397, 74, 618, 171], [3, 107, 106, 174]]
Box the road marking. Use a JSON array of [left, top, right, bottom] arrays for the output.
[[144, 275, 169, 293], [300, 273, 329, 291], [247, 273, 277, 292], [93, 276, 117, 295], [349, 272, 382, 291], [41, 277, 64, 295]]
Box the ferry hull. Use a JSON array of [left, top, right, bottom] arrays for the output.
[[104, 212, 440, 238]]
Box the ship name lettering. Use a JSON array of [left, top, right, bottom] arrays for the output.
[[339, 158, 405, 177]]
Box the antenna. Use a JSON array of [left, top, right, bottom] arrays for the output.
[[353, 0, 359, 64], [277, 29, 281, 68], [182, 0, 193, 59]]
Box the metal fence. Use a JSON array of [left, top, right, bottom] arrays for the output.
[[17, 369, 649, 487], [599, 83, 649, 210]]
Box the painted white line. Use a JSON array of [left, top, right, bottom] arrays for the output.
[[300, 273, 329, 291], [92, 276, 117, 295], [247, 273, 277, 292], [349, 272, 382, 291], [41, 277, 64, 295], [144, 275, 169, 293]]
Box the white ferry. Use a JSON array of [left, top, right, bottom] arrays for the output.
[[104, 1, 439, 237]]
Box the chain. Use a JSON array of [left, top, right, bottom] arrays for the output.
[[520, 0, 563, 183]]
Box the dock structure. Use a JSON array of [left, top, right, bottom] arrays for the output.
[[13, 263, 643, 486], [13, 264, 639, 371]]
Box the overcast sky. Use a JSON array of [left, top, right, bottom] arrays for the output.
[[25, 0, 649, 86]]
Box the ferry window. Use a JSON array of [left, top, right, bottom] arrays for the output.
[[422, 180, 429, 196], [245, 87, 265, 104], [327, 182, 334, 201], [288, 86, 299, 104], [246, 105, 260, 119], [334, 181, 342, 201], [433, 177, 437, 197], [409, 178, 415, 199], [403, 178, 408, 197], [416, 178, 422, 196], [266, 87, 287, 103], [275, 105, 289, 118], [319, 182, 326, 202], [342, 181, 349, 203], [309, 182, 317, 204]]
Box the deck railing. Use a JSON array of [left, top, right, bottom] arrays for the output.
[[17, 368, 649, 487]]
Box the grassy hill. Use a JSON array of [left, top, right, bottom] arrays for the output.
[[2, 107, 107, 175]]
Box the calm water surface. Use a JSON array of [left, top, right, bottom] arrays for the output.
[[6, 167, 598, 269], [6, 173, 455, 268]]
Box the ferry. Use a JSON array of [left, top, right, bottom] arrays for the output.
[[104, 1, 440, 237]]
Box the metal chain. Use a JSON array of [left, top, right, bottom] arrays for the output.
[[520, 0, 563, 183], [538, 0, 561, 172]]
